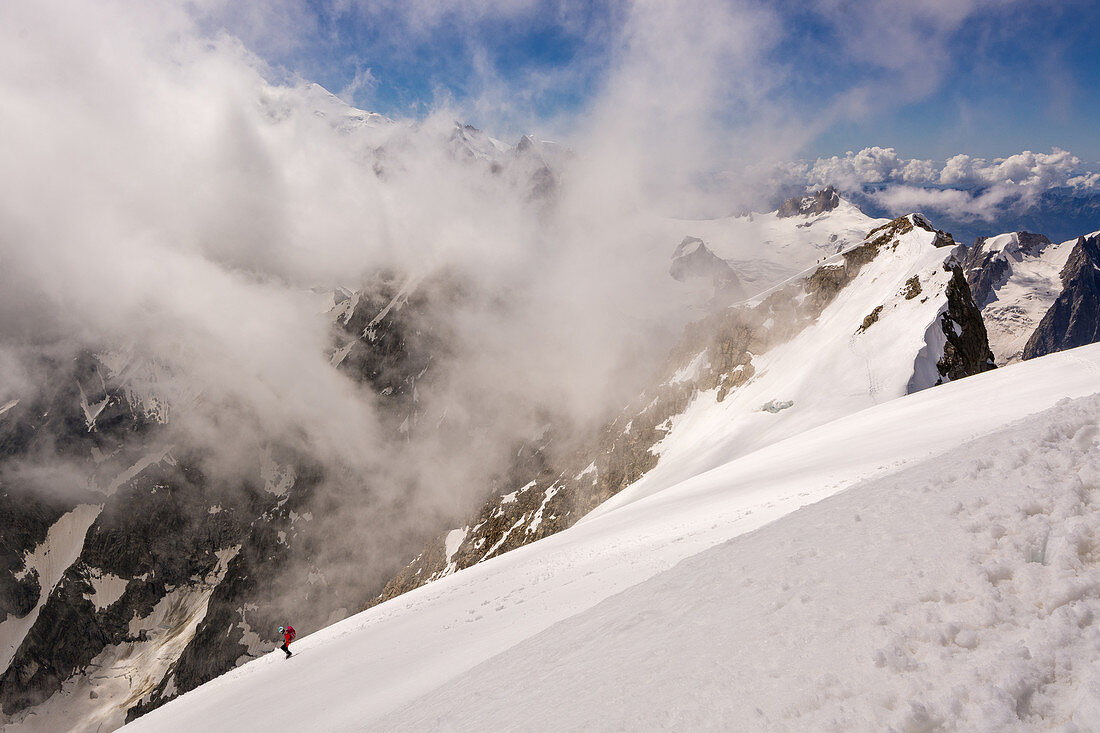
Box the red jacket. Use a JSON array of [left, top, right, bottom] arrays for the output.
[[284, 626, 296, 645]]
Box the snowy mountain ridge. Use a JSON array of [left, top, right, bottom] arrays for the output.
[[5, 201, 1099, 731], [2, 86, 1100, 731], [122, 342, 1100, 732]]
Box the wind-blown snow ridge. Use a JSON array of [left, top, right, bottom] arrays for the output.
[[123, 343, 1100, 733]]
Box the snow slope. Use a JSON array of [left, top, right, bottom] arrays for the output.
[[384, 391, 1100, 731], [122, 343, 1100, 733], [377, 213, 972, 601]]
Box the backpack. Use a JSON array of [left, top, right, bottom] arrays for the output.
[[286, 625, 296, 642]]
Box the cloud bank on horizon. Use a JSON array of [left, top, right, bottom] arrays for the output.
[[774, 146, 1100, 227], [184, 0, 1100, 230]]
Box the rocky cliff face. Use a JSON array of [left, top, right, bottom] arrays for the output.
[[776, 186, 841, 218], [959, 231, 1075, 365], [1023, 234, 1100, 359], [0, 491, 69, 625], [963, 232, 1053, 308], [0, 272, 456, 728]]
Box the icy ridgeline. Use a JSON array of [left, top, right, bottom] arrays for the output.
[[121, 345, 1100, 732], [375, 212, 995, 602]]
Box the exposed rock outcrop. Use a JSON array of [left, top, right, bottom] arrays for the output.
[[777, 186, 840, 218], [903, 275, 922, 300], [859, 306, 884, 332], [0, 489, 68, 623], [0, 458, 250, 715], [936, 264, 998, 381]]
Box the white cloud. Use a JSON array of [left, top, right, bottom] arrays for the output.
[[792, 146, 1100, 222], [802, 147, 941, 190], [338, 66, 378, 105], [0, 0, 792, 528], [806, 147, 904, 188], [868, 184, 1016, 222], [939, 154, 983, 187]]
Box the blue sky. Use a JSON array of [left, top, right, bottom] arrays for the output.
[[273, 1, 618, 131], [802, 1, 1100, 162], [230, 0, 1100, 165]]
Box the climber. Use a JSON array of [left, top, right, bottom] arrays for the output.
[[278, 624, 296, 658]]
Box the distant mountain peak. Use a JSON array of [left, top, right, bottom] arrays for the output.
[[669, 236, 744, 303], [1023, 233, 1100, 359], [776, 185, 841, 218]]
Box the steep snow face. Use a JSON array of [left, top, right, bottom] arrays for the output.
[[119, 344, 1100, 733], [964, 232, 1076, 365]]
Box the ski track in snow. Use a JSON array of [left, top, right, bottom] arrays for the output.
[[122, 344, 1100, 733]]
